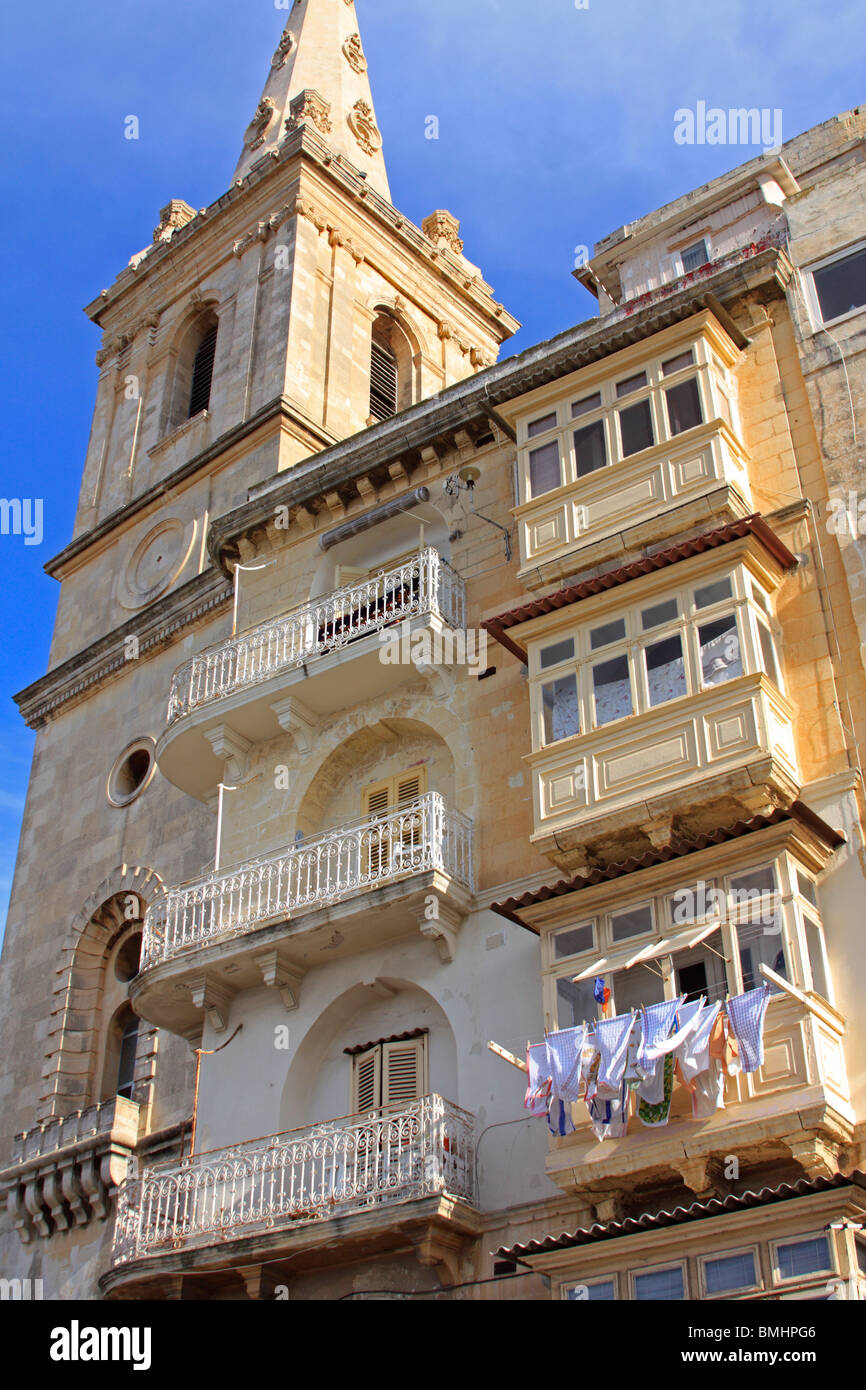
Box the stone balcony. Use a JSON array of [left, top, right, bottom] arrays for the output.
[[157, 549, 467, 802], [101, 1095, 479, 1297], [1, 1097, 140, 1243], [132, 792, 474, 1036], [530, 673, 799, 870], [545, 989, 853, 1216]]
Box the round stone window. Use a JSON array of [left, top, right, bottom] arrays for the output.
[[107, 739, 156, 808]]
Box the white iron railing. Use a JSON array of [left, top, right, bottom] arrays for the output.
[[167, 548, 466, 724], [142, 792, 473, 969], [111, 1096, 476, 1265]]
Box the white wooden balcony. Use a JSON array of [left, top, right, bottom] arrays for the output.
[[530, 673, 799, 868], [109, 1096, 476, 1274], [132, 794, 474, 1034], [157, 549, 467, 802]]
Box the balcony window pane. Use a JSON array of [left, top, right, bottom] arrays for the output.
[[565, 1280, 616, 1300], [665, 378, 703, 435], [590, 617, 626, 651], [699, 614, 742, 685], [572, 392, 602, 419], [718, 388, 733, 430], [642, 598, 679, 630], [695, 577, 733, 608], [729, 864, 778, 909], [616, 371, 648, 399], [553, 922, 595, 959], [681, 240, 709, 273], [704, 1251, 756, 1295], [797, 871, 818, 907], [540, 638, 575, 670], [737, 919, 787, 993], [611, 903, 654, 942], [611, 964, 666, 1014], [556, 975, 599, 1028], [619, 399, 654, 456], [802, 912, 830, 1000], [662, 350, 695, 375], [813, 247, 866, 323], [776, 1236, 832, 1280], [528, 411, 557, 438], [673, 931, 727, 1004], [574, 419, 607, 478], [542, 674, 580, 744], [634, 1266, 685, 1300], [645, 633, 687, 706], [593, 654, 632, 725], [757, 619, 782, 687], [529, 441, 562, 498]]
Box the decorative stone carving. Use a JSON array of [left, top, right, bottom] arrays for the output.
[[116, 516, 198, 611], [271, 28, 296, 68], [204, 726, 252, 785], [342, 32, 367, 73], [286, 89, 332, 137], [423, 210, 464, 256], [348, 99, 383, 156], [245, 97, 277, 151], [153, 199, 196, 244]]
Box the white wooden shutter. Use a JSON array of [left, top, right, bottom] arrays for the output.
[[383, 1036, 427, 1106], [352, 1046, 381, 1112]]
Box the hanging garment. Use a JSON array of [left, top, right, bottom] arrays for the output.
[[594, 1013, 637, 1091], [545, 1026, 588, 1104], [636, 998, 683, 1070], [524, 1042, 552, 1117], [588, 1089, 630, 1142], [547, 1096, 577, 1136], [638, 1053, 676, 1127], [637, 998, 704, 1105], [690, 1059, 727, 1118], [727, 984, 771, 1073], [675, 999, 721, 1086], [708, 1009, 740, 1076]]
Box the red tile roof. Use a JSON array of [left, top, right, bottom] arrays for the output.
[[483, 514, 797, 659]]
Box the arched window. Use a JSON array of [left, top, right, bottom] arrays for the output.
[[188, 322, 218, 418], [103, 1004, 140, 1102], [369, 312, 416, 422]]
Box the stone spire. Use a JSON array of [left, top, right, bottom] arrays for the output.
[[234, 0, 390, 200]]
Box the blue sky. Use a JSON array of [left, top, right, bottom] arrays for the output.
[[0, 0, 863, 943]]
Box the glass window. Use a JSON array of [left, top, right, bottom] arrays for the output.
[[556, 975, 598, 1028], [776, 1236, 832, 1280], [757, 619, 782, 687], [729, 865, 778, 918], [718, 388, 733, 430], [553, 922, 595, 959], [593, 654, 633, 725], [619, 399, 654, 456], [642, 598, 679, 630], [117, 1013, 140, 1101], [590, 617, 626, 651], [540, 638, 575, 670], [527, 411, 557, 438], [634, 1265, 685, 1300], [669, 881, 720, 925], [802, 912, 830, 1000], [856, 1241, 866, 1277], [610, 903, 653, 942], [665, 378, 703, 435], [616, 371, 648, 399], [542, 674, 580, 744], [529, 441, 562, 498], [564, 1279, 616, 1301], [695, 577, 733, 608], [681, 240, 709, 273], [574, 419, 607, 478], [673, 931, 727, 1004], [704, 1251, 757, 1295], [699, 614, 742, 685], [737, 919, 787, 992], [662, 350, 695, 375], [611, 964, 666, 1014], [645, 633, 687, 706], [750, 581, 770, 615], [796, 871, 818, 908], [572, 392, 602, 419], [813, 246, 866, 323]]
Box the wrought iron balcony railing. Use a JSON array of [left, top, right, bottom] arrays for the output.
[[142, 792, 473, 969], [167, 548, 466, 724], [111, 1095, 476, 1265]]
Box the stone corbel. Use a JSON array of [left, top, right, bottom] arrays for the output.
[[271, 696, 320, 755], [411, 655, 456, 705], [80, 1149, 109, 1221], [415, 897, 464, 964], [678, 1155, 725, 1199], [187, 976, 235, 1034], [254, 949, 305, 1012], [24, 1176, 50, 1239], [60, 1159, 88, 1227], [784, 1133, 841, 1180], [413, 1229, 465, 1286], [42, 1168, 69, 1232], [205, 727, 252, 785], [6, 1183, 35, 1244]]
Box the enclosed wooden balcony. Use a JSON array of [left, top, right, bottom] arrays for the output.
[[157, 549, 467, 802]]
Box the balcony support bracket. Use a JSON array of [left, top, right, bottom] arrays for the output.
[[416, 897, 464, 964], [412, 655, 456, 705], [254, 949, 305, 1011], [205, 726, 252, 785], [271, 696, 320, 755], [187, 975, 235, 1033]]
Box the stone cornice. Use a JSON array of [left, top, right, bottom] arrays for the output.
[[15, 570, 232, 730], [207, 245, 791, 573]]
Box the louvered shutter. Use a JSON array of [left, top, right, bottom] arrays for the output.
[[370, 339, 398, 421], [362, 779, 393, 875], [383, 1037, 426, 1106], [188, 324, 218, 418], [352, 1046, 381, 1112], [395, 770, 427, 866]]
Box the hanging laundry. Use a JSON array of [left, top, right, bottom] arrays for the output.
[[708, 1009, 739, 1076], [594, 1012, 636, 1092], [547, 1096, 577, 1137], [545, 1025, 588, 1104], [675, 999, 720, 1087], [635, 997, 682, 1105], [726, 984, 771, 1073], [524, 1041, 552, 1117], [638, 1053, 676, 1127]]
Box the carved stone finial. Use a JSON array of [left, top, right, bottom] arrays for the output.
[[423, 210, 464, 256], [152, 199, 196, 245], [286, 89, 333, 137]]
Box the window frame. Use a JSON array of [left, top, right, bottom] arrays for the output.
[[699, 1244, 762, 1298], [771, 1233, 835, 1285], [560, 1276, 618, 1301], [630, 1261, 688, 1301], [804, 239, 866, 331]]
